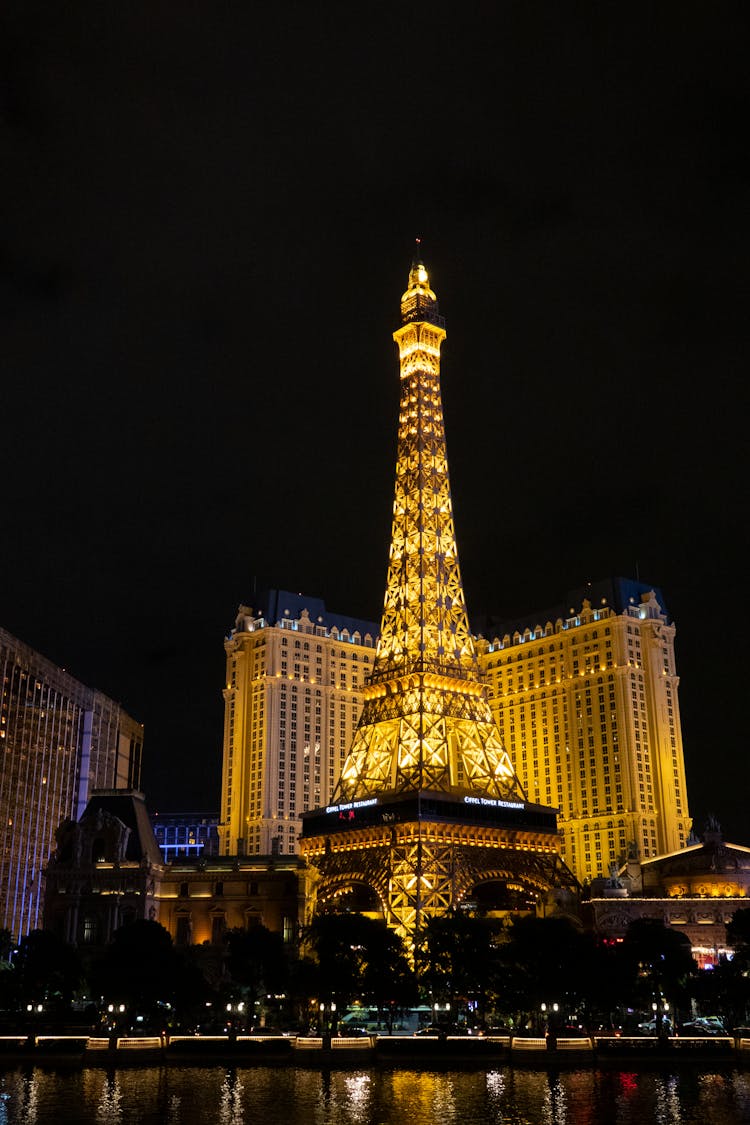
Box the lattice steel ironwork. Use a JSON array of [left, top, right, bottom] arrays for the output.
[[302, 814, 573, 946], [301, 255, 570, 945], [336, 257, 524, 804]]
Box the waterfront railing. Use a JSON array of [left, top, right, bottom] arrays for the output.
[[0, 1031, 747, 1067]]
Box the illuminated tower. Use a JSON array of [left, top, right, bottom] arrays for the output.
[[337, 258, 523, 803], [301, 254, 574, 944]]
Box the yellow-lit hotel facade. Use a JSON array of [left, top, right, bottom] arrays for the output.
[[478, 577, 692, 884], [220, 577, 691, 887], [218, 591, 377, 859]]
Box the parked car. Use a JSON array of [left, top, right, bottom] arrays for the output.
[[636, 1017, 672, 1035], [697, 1016, 726, 1033], [679, 1016, 726, 1036], [680, 1022, 716, 1037]]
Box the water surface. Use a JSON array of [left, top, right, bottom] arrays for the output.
[[1, 1065, 749, 1124]]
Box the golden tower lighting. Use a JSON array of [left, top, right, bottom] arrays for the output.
[[300, 252, 575, 944], [337, 256, 524, 803]]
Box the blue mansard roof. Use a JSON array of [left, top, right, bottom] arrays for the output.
[[252, 588, 379, 639], [473, 576, 671, 640]]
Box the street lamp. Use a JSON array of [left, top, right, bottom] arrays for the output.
[[225, 1001, 246, 1034], [652, 998, 670, 1037], [433, 1002, 450, 1023], [319, 1000, 337, 1038], [102, 1002, 125, 1033]]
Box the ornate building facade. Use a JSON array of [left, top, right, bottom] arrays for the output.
[[44, 790, 304, 951], [300, 257, 575, 945], [476, 578, 692, 884], [44, 790, 163, 948], [0, 626, 143, 940], [218, 591, 377, 858], [587, 823, 750, 967]]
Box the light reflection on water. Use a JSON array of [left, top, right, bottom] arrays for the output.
[[542, 1074, 568, 1125], [218, 1072, 244, 1125], [653, 1074, 681, 1125], [0, 1066, 748, 1124], [96, 1076, 121, 1124]]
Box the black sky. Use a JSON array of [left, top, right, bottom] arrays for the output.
[[3, 5, 749, 841]]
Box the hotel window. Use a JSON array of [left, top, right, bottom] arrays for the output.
[[83, 917, 99, 944]]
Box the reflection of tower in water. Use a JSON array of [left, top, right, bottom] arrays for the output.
[[219, 1070, 245, 1125], [301, 255, 574, 945], [95, 1075, 122, 1124]]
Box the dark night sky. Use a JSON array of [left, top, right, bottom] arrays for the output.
[[3, 5, 749, 840]]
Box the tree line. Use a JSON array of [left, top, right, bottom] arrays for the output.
[[1, 909, 749, 1035]]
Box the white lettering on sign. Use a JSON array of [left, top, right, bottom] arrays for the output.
[[463, 796, 524, 810], [325, 798, 378, 814]]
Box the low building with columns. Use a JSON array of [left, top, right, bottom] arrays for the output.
[[587, 822, 750, 967]]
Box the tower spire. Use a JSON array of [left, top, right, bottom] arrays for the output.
[[336, 258, 525, 802]]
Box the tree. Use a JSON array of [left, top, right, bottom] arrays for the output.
[[727, 907, 750, 968], [578, 937, 633, 1030], [359, 922, 417, 1032], [223, 924, 288, 1025], [90, 920, 182, 1024], [303, 913, 416, 1031], [418, 912, 500, 1025], [304, 913, 370, 1014], [690, 955, 750, 1030], [14, 929, 83, 1012], [689, 908, 750, 1030], [493, 915, 591, 1029], [286, 955, 321, 1032], [0, 929, 14, 962], [619, 917, 695, 1024]]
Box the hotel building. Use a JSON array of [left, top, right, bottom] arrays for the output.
[[0, 625, 142, 939], [219, 590, 377, 858], [220, 579, 692, 884], [476, 578, 692, 884]]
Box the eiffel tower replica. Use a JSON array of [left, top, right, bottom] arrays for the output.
[[300, 252, 575, 945]]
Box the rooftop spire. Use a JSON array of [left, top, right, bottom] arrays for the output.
[[401, 242, 441, 326]]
